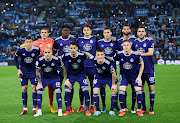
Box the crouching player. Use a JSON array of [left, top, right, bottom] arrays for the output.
[[114, 40, 144, 116], [14, 36, 40, 115], [84, 49, 118, 116], [62, 41, 91, 116], [34, 47, 68, 117]]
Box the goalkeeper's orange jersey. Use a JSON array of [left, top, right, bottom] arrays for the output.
[[33, 38, 54, 56]]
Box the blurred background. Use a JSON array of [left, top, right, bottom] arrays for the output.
[[0, 0, 179, 60]]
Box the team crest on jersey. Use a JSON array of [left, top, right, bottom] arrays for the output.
[[71, 63, 79, 69], [143, 43, 146, 47], [90, 40, 93, 44], [22, 53, 26, 56], [24, 57, 33, 63], [83, 44, 92, 51], [77, 59, 81, 63], [44, 66, 53, 72], [101, 44, 104, 47], [96, 68, 103, 74], [51, 62, 55, 66], [138, 48, 145, 53], [123, 62, 132, 70], [130, 58, 134, 62], [63, 45, 70, 52], [102, 66, 106, 70], [31, 53, 35, 57], [110, 43, 114, 47], [104, 47, 113, 54], [60, 43, 63, 46]]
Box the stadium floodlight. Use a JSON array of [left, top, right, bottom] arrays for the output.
[[3, 10, 6, 12], [11, 4, 13, 7], [6, 3, 8, 6]]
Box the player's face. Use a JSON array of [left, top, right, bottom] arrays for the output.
[[70, 45, 78, 54], [25, 39, 33, 50], [103, 29, 112, 39], [62, 28, 70, 37], [40, 29, 49, 39], [96, 52, 105, 62], [83, 27, 92, 36], [123, 41, 131, 52], [122, 26, 131, 35], [44, 48, 52, 60], [137, 28, 146, 39]]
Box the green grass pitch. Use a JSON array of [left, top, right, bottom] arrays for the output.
[[0, 65, 180, 123]]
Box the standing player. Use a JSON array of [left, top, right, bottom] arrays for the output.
[[117, 25, 137, 113], [84, 49, 118, 116], [34, 47, 67, 117], [97, 27, 120, 113], [33, 28, 56, 113], [53, 25, 76, 112], [14, 36, 40, 115], [135, 26, 155, 115], [62, 41, 91, 116], [114, 40, 144, 116]]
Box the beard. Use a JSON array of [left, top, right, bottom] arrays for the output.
[[123, 32, 130, 36]]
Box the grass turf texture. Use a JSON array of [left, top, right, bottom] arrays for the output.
[[0, 65, 180, 123]]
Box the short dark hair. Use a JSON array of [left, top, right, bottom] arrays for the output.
[[69, 41, 78, 47], [122, 40, 131, 43], [138, 26, 146, 31], [103, 27, 112, 32], [122, 24, 130, 29], [96, 49, 104, 53], [83, 24, 92, 30], [61, 25, 70, 30], [41, 27, 49, 32], [25, 36, 33, 40]]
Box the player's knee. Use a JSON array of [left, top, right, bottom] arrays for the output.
[[31, 85, 36, 91], [22, 85, 28, 91], [149, 85, 154, 91]]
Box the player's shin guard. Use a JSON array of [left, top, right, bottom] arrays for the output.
[[136, 90, 142, 110], [22, 91, 27, 109], [150, 91, 155, 108], [56, 90, 62, 109], [32, 91, 37, 109], [93, 94, 100, 111], [119, 90, 125, 110], [48, 85, 54, 106], [132, 89, 136, 108], [37, 91, 43, 110], [142, 90, 146, 107], [82, 87, 90, 110], [100, 85, 106, 106], [70, 88, 74, 104], [79, 87, 84, 105], [111, 94, 118, 110], [64, 88, 71, 110]]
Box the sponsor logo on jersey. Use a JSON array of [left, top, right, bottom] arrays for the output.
[[104, 47, 113, 54], [83, 44, 92, 51], [63, 45, 70, 52], [96, 68, 103, 74], [44, 66, 53, 72], [123, 62, 132, 69], [71, 63, 79, 69], [24, 57, 33, 63], [138, 47, 145, 53]]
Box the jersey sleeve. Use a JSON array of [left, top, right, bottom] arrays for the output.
[[149, 40, 154, 49], [36, 59, 42, 69], [138, 55, 143, 64], [58, 58, 64, 68], [14, 48, 21, 69], [110, 64, 115, 73]]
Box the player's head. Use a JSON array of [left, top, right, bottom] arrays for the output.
[[96, 49, 105, 62], [122, 25, 131, 36], [43, 47, 52, 60], [83, 24, 92, 37], [40, 28, 49, 39], [61, 25, 70, 37], [69, 41, 78, 55], [137, 26, 146, 39], [122, 40, 131, 52], [25, 36, 33, 50], [103, 27, 112, 39]]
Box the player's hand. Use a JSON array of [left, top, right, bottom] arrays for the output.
[[64, 79, 72, 89], [136, 77, 142, 86], [111, 84, 118, 93], [36, 83, 43, 90], [18, 69, 23, 78], [111, 36, 116, 42]]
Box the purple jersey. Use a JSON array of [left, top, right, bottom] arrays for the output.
[[134, 38, 154, 73], [77, 36, 99, 67], [14, 46, 40, 78], [117, 37, 136, 51], [53, 36, 76, 56], [114, 51, 143, 81], [97, 39, 117, 57], [36, 55, 64, 78], [61, 52, 88, 76], [93, 58, 115, 78]]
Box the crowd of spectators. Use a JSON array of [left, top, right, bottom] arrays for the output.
[[0, 0, 179, 59]]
